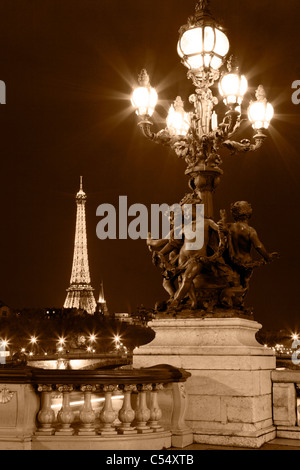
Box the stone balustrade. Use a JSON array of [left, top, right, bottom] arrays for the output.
[[272, 370, 300, 440], [0, 365, 192, 450], [8, 354, 300, 449]]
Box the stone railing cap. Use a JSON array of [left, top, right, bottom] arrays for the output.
[[0, 364, 191, 386]]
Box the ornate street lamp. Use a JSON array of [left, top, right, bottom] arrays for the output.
[[248, 84, 274, 131], [130, 0, 277, 313], [177, 0, 229, 76], [131, 0, 274, 217], [218, 60, 248, 108], [131, 69, 158, 118]]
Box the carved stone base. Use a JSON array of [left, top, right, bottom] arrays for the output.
[[117, 428, 138, 435], [133, 315, 276, 449], [77, 430, 97, 436], [55, 429, 75, 436], [35, 429, 55, 436], [98, 429, 118, 437], [136, 428, 154, 435], [172, 429, 195, 449], [0, 384, 39, 445], [150, 425, 164, 433]]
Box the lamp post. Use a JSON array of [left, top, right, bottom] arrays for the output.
[[131, 0, 276, 313], [131, 0, 274, 220]]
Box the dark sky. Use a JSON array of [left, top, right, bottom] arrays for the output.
[[0, 0, 299, 331]]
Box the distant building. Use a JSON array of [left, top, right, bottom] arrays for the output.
[[96, 281, 109, 316], [114, 313, 133, 324], [0, 302, 11, 318], [45, 308, 64, 319]]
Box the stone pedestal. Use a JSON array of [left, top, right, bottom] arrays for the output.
[[0, 383, 40, 450], [133, 316, 276, 449]]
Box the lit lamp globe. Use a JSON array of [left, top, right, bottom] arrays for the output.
[[131, 69, 158, 117], [219, 72, 248, 108], [177, 3, 229, 71], [166, 97, 190, 136], [248, 85, 274, 130]]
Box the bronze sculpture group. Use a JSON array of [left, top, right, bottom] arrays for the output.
[[147, 198, 278, 315]]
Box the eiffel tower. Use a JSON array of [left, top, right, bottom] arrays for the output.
[[63, 177, 97, 315]]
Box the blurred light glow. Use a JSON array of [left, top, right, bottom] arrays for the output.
[[248, 86, 274, 130], [51, 395, 124, 409], [131, 86, 158, 117], [219, 73, 248, 106], [248, 101, 274, 130]]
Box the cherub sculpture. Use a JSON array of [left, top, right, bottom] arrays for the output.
[[147, 193, 224, 310], [219, 201, 278, 309], [147, 197, 278, 315]]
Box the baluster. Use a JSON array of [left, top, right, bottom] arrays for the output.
[[99, 385, 118, 435], [170, 382, 193, 447], [118, 384, 137, 434], [36, 385, 55, 435], [56, 385, 75, 435], [135, 384, 153, 434], [149, 383, 164, 432], [78, 385, 97, 436]]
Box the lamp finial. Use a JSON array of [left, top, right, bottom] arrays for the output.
[[194, 0, 215, 22], [195, 0, 211, 14], [255, 85, 267, 102], [138, 69, 150, 87]]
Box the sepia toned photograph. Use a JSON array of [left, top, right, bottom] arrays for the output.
[[0, 0, 299, 455]]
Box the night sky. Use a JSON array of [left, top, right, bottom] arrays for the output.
[[0, 0, 299, 331]]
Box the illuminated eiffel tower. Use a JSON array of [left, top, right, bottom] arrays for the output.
[[63, 177, 97, 315]]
